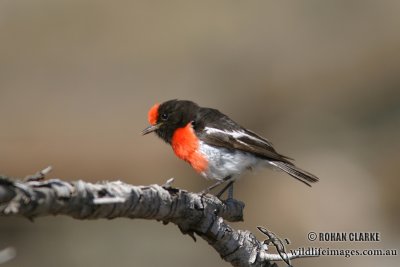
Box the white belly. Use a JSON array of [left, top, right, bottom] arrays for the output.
[[198, 142, 261, 181]]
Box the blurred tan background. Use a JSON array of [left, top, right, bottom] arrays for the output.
[[1, 1, 399, 266]]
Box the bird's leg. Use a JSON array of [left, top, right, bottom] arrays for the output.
[[216, 181, 234, 199], [200, 180, 225, 195], [200, 175, 232, 196], [227, 183, 234, 199]]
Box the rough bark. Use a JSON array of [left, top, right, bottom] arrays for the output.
[[0, 171, 312, 267]]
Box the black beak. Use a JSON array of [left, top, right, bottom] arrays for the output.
[[142, 123, 163, 135]]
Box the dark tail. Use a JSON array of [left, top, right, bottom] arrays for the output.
[[271, 161, 319, 187]]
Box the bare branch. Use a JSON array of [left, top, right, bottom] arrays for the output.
[[0, 176, 314, 266]]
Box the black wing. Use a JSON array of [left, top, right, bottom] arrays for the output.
[[194, 107, 319, 186], [194, 107, 292, 163]]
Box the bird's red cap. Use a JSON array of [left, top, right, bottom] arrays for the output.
[[148, 103, 160, 125]]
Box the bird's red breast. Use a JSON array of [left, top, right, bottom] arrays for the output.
[[148, 103, 160, 125], [171, 122, 208, 173]]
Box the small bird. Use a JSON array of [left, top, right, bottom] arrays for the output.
[[142, 99, 318, 198]]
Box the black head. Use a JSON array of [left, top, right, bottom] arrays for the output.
[[142, 99, 200, 143]]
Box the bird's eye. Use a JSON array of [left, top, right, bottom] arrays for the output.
[[161, 113, 168, 121]]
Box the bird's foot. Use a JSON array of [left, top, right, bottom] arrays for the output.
[[199, 188, 210, 196]]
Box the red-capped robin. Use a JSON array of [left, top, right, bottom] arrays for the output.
[[142, 99, 318, 198]]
